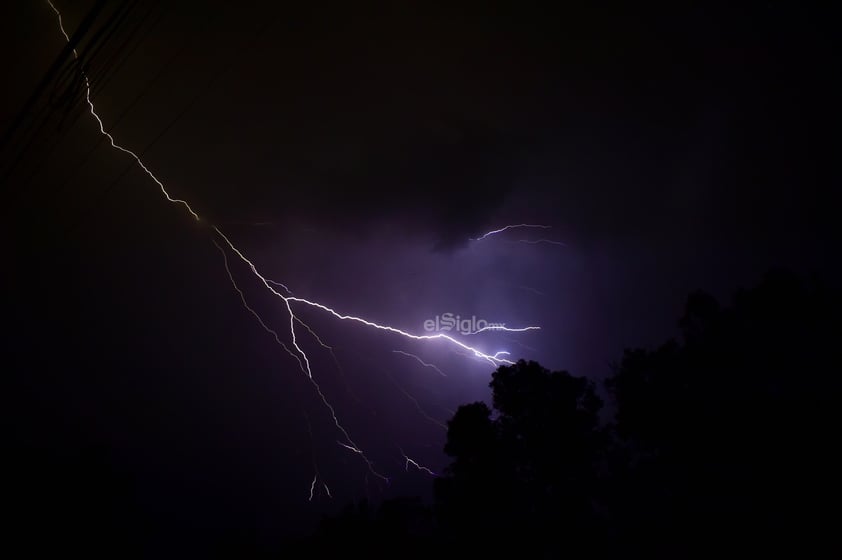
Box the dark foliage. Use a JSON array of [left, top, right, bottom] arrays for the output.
[[306, 269, 841, 557], [435, 361, 606, 555], [605, 269, 840, 556]]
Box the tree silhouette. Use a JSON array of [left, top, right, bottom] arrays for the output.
[[301, 269, 840, 557], [434, 360, 606, 554], [606, 269, 840, 556]]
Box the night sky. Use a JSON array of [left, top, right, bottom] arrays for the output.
[[2, 0, 838, 553]]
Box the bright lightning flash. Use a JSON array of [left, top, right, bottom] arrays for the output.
[[47, 1, 539, 493]]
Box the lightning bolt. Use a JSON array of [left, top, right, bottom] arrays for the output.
[[213, 239, 304, 370], [295, 315, 360, 402], [48, 1, 200, 222], [294, 316, 337, 363], [47, 1, 540, 491], [308, 474, 333, 502], [266, 279, 294, 294], [392, 350, 447, 377], [215, 240, 372, 483], [216, 243, 378, 481], [470, 224, 552, 241], [400, 448, 437, 477], [302, 409, 332, 502], [447, 347, 513, 365], [212, 227, 522, 368], [308, 474, 317, 502], [48, 1, 387, 483], [337, 441, 362, 454]]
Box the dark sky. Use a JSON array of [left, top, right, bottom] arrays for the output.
[[2, 0, 838, 552]]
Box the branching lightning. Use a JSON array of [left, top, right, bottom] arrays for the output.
[[283, 292, 523, 367], [294, 316, 357, 402], [266, 279, 294, 294], [392, 350, 447, 377], [48, 1, 200, 222], [47, 1, 541, 494], [308, 474, 333, 501], [216, 245, 376, 481], [213, 239, 304, 370]]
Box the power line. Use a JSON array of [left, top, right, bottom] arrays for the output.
[[88, 0, 169, 100], [8, 1, 178, 213], [55, 15, 272, 241], [0, 0, 108, 187], [35, 40, 191, 201], [0, 1, 147, 191]]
